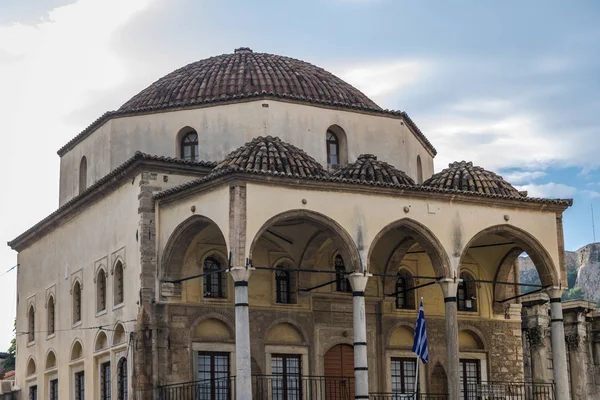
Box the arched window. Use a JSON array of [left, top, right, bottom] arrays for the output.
[[203, 257, 225, 299], [28, 305, 35, 343], [334, 255, 351, 292], [416, 155, 423, 184], [396, 270, 415, 310], [458, 273, 477, 312], [275, 266, 291, 304], [73, 281, 82, 324], [97, 269, 106, 313], [47, 296, 55, 336], [79, 156, 87, 194], [181, 131, 199, 162], [117, 358, 128, 400], [326, 130, 339, 166], [114, 261, 124, 305]]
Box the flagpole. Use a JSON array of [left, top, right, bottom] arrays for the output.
[[414, 357, 420, 400]]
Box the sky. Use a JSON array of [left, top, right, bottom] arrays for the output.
[[1, 0, 599, 351]]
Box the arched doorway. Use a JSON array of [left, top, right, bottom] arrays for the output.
[[324, 344, 355, 399]]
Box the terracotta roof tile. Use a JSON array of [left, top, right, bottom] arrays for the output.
[[422, 161, 522, 197], [333, 154, 415, 185]]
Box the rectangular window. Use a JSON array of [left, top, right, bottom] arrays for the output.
[[459, 359, 481, 400], [75, 371, 85, 400], [101, 362, 111, 400], [29, 385, 37, 400], [49, 379, 58, 400], [196, 352, 230, 400], [271, 354, 302, 400], [391, 357, 417, 395]]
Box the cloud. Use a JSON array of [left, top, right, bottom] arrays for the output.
[[515, 182, 577, 199], [582, 190, 600, 198], [501, 171, 547, 184], [333, 59, 430, 104]]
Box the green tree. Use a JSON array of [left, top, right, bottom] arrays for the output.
[[562, 287, 585, 301], [567, 269, 578, 289], [3, 320, 16, 371]]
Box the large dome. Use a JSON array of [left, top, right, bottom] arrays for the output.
[[118, 48, 381, 113]]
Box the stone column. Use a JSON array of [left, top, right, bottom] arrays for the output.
[[563, 300, 596, 400], [438, 279, 460, 400], [230, 267, 253, 400], [349, 272, 372, 400], [521, 294, 551, 383], [547, 288, 570, 400]]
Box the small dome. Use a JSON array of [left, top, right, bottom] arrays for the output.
[[333, 154, 415, 185], [212, 136, 329, 178], [422, 161, 521, 196], [118, 49, 380, 113]]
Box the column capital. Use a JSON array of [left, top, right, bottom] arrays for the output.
[[348, 272, 372, 292], [437, 278, 462, 298], [545, 286, 565, 300], [229, 266, 254, 282]]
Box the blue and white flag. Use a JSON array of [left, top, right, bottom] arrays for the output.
[[412, 299, 429, 364]]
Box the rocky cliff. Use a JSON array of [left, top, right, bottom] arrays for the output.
[[518, 243, 600, 301]]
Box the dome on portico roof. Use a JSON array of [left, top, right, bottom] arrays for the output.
[[422, 161, 522, 197], [332, 154, 415, 185]]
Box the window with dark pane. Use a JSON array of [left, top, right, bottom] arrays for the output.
[[28, 306, 35, 342], [97, 269, 106, 312], [459, 359, 481, 399], [75, 371, 85, 400], [271, 354, 302, 400], [181, 131, 199, 162], [458, 273, 477, 312], [334, 255, 351, 292], [391, 358, 417, 395], [326, 130, 339, 166], [47, 296, 55, 336], [118, 358, 128, 400], [275, 266, 291, 304], [203, 257, 225, 299], [29, 385, 37, 400], [196, 352, 230, 400], [73, 281, 82, 323], [49, 379, 58, 400], [114, 262, 124, 305], [396, 270, 415, 310], [101, 362, 111, 400]]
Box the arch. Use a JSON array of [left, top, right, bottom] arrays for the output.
[[389, 325, 415, 348], [326, 125, 348, 166], [369, 218, 451, 278], [47, 295, 55, 335], [96, 267, 107, 312], [112, 323, 127, 346], [264, 318, 309, 344], [249, 209, 362, 272], [492, 247, 524, 313], [192, 318, 233, 341], [458, 271, 478, 312], [161, 215, 228, 280], [79, 156, 87, 194], [45, 350, 57, 370], [94, 330, 109, 352], [459, 224, 560, 287], [26, 357, 36, 376], [458, 329, 486, 351], [266, 323, 304, 343], [27, 304, 35, 343], [114, 260, 124, 305], [416, 155, 423, 184], [190, 313, 235, 340], [72, 280, 82, 323], [178, 127, 199, 161], [70, 340, 84, 361]]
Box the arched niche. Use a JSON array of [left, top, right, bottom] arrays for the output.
[[459, 330, 485, 351], [389, 325, 415, 348], [191, 318, 233, 341], [26, 357, 37, 376], [325, 125, 348, 167], [416, 155, 423, 184], [71, 340, 84, 361], [94, 331, 109, 352], [79, 156, 87, 194], [266, 323, 304, 343], [113, 323, 126, 346], [45, 350, 57, 370]]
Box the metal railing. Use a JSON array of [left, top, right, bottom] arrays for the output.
[[370, 394, 448, 400], [464, 381, 555, 400], [157, 377, 234, 400], [252, 374, 353, 400]]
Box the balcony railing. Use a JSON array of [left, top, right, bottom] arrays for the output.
[[157, 377, 234, 400], [464, 381, 554, 399], [370, 394, 448, 400], [252, 374, 353, 400]]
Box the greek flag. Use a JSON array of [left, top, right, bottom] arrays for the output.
[[412, 299, 429, 364]]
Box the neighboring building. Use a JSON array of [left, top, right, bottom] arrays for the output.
[[9, 48, 575, 400]]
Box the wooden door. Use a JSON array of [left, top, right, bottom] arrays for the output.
[[324, 344, 355, 399]]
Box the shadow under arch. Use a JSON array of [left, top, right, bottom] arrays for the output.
[[249, 209, 362, 272], [368, 218, 451, 279], [263, 318, 309, 344], [161, 214, 228, 280], [459, 224, 560, 288], [458, 326, 488, 351]]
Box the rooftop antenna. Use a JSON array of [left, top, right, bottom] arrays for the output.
[[592, 204, 596, 243]]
